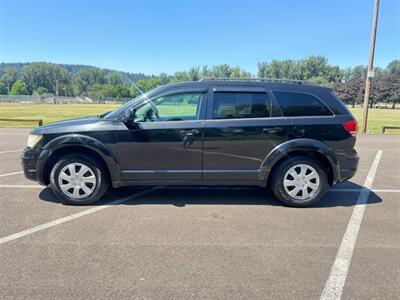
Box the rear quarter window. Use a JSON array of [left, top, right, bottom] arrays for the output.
[[273, 91, 333, 117], [213, 92, 271, 119]]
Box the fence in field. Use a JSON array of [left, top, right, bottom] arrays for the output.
[[0, 94, 94, 104]]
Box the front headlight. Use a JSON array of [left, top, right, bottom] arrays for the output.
[[27, 134, 43, 148]]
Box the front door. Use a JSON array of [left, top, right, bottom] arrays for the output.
[[203, 86, 287, 181], [115, 92, 206, 182]]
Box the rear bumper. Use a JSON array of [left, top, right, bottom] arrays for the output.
[[336, 150, 359, 183]]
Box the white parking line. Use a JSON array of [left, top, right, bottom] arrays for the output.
[[321, 150, 383, 300], [0, 187, 161, 245], [0, 149, 23, 154], [0, 184, 44, 188], [0, 171, 24, 177], [373, 189, 400, 193]]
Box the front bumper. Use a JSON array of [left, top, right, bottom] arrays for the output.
[[21, 147, 40, 182]]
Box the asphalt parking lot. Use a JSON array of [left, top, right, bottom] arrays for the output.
[[0, 128, 399, 299]]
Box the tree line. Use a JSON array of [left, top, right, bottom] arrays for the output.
[[0, 57, 399, 108]]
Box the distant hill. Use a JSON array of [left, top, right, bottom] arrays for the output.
[[0, 62, 151, 83]]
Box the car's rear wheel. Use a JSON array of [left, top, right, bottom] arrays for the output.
[[270, 156, 327, 207], [50, 154, 109, 205]]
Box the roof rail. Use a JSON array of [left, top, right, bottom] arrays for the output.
[[199, 77, 318, 86]]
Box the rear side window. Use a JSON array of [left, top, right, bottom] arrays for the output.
[[273, 91, 333, 117], [213, 92, 271, 119]]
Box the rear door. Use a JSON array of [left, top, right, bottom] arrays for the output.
[[202, 86, 288, 182]]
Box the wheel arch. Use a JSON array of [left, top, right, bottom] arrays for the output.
[[260, 139, 340, 186], [37, 134, 120, 187]]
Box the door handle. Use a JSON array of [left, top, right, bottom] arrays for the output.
[[180, 129, 200, 135], [222, 128, 244, 133], [262, 128, 273, 133], [262, 127, 283, 134]]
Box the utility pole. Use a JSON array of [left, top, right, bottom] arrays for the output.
[[361, 0, 380, 133]]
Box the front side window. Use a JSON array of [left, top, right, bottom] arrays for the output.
[[134, 93, 202, 122], [213, 92, 271, 119], [273, 91, 333, 117]]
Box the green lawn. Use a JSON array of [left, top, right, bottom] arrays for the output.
[[0, 104, 399, 134], [348, 107, 400, 134], [0, 104, 120, 127]]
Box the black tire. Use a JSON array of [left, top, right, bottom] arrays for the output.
[[50, 154, 109, 205], [270, 156, 327, 207]]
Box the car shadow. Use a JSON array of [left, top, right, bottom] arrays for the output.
[[38, 181, 382, 208]]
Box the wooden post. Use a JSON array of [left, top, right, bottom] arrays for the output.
[[361, 0, 380, 133]]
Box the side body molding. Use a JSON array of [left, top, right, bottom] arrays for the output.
[[37, 134, 120, 186], [259, 138, 340, 184]]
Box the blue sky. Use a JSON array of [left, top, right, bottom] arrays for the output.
[[0, 0, 399, 75]]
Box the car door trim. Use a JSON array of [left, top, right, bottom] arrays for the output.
[[121, 169, 260, 174]]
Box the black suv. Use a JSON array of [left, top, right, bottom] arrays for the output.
[[21, 78, 359, 207]]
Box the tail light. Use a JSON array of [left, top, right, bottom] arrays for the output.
[[343, 119, 358, 137]]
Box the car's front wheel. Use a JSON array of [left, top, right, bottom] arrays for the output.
[[271, 156, 327, 207], [50, 154, 109, 205]]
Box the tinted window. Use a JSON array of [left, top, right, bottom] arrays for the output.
[[273, 91, 332, 117], [135, 93, 202, 122], [213, 92, 271, 119]]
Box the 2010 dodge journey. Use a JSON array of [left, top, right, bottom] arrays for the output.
[[21, 78, 359, 207]]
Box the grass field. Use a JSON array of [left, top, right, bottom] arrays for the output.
[[349, 107, 400, 134], [0, 104, 120, 127], [0, 104, 399, 134]]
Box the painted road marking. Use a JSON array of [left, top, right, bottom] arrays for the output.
[[0, 187, 161, 245], [321, 150, 383, 300], [0, 149, 23, 154], [0, 184, 45, 188], [372, 189, 400, 193], [0, 171, 24, 177], [327, 189, 399, 193]]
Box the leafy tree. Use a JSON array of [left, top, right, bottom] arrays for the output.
[[10, 80, 29, 95], [230, 66, 252, 78], [1, 67, 18, 93], [130, 78, 163, 97], [386, 60, 400, 75], [201, 65, 211, 78], [34, 87, 48, 95], [188, 67, 200, 81], [333, 78, 364, 107], [0, 81, 7, 94], [211, 64, 232, 78], [158, 73, 170, 85], [1, 58, 398, 106], [173, 71, 190, 82], [258, 56, 342, 84], [100, 84, 131, 98], [21, 63, 70, 95], [351, 65, 368, 79], [372, 74, 400, 108], [107, 73, 123, 85], [386, 74, 400, 108], [72, 68, 106, 96], [311, 76, 331, 87]]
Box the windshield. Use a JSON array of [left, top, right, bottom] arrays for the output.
[[104, 93, 149, 119]]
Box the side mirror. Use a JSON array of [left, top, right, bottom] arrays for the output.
[[123, 107, 136, 123]]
